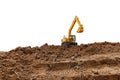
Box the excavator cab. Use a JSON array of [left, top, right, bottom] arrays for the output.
[[70, 35, 76, 42]]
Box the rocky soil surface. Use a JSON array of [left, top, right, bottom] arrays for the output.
[[1, 42, 120, 80]]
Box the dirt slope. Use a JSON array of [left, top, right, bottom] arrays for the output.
[[1, 42, 120, 80]]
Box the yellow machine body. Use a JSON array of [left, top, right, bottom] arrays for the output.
[[61, 16, 84, 46]]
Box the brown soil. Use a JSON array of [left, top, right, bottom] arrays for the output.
[[1, 42, 120, 80]]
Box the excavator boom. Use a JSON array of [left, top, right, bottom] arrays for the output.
[[68, 16, 83, 41]]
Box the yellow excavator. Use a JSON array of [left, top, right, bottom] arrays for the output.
[[61, 16, 84, 46]]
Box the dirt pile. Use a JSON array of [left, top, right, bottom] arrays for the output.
[[1, 42, 120, 80]]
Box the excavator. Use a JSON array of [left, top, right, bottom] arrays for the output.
[[61, 16, 84, 46]]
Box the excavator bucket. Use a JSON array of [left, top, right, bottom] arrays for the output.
[[77, 25, 84, 33]]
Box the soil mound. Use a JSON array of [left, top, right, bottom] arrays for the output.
[[1, 42, 120, 80]]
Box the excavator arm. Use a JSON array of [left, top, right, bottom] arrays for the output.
[[68, 16, 84, 41]]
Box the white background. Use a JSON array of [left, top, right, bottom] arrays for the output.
[[0, 0, 120, 51]]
